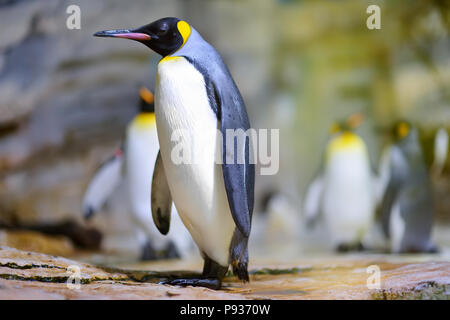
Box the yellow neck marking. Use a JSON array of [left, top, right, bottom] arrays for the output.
[[326, 132, 365, 159], [132, 113, 156, 130], [160, 56, 182, 63], [160, 20, 191, 64]]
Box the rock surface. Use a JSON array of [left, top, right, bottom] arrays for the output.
[[0, 246, 448, 300]]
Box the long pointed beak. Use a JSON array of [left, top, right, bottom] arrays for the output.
[[94, 29, 151, 41]]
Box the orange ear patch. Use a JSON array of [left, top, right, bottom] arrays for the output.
[[139, 87, 154, 104], [397, 122, 410, 139], [177, 20, 191, 47]]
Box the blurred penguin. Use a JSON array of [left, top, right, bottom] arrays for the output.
[[251, 189, 301, 250], [82, 87, 196, 260], [431, 127, 448, 176], [303, 114, 376, 251], [380, 121, 437, 253]]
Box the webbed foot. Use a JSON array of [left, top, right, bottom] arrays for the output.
[[140, 241, 157, 261], [336, 241, 365, 252], [159, 278, 221, 290]]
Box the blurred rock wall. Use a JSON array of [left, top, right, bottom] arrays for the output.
[[0, 0, 274, 254]]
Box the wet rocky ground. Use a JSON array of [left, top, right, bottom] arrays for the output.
[[0, 245, 449, 300]]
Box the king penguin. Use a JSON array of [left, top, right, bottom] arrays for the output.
[[431, 127, 448, 176], [303, 114, 376, 251], [82, 87, 195, 260], [94, 17, 254, 289], [380, 121, 437, 253]]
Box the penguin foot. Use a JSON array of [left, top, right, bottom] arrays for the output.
[[401, 244, 440, 254], [140, 241, 157, 261], [159, 278, 221, 290], [164, 241, 181, 259], [141, 241, 182, 261], [83, 206, 95, 220], [336, 242, 365, 253], [426, 245, 440, 254]]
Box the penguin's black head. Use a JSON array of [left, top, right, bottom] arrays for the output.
[[94, 17, 190, 57], [138, 87, 154, 113]]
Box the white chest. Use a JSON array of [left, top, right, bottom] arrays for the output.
[[125, 123, 159, 208], [325, 150, 372, 194], [322, 149, 375, 241], [154, 57, 235, 265]]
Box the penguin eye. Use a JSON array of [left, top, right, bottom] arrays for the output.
[[157, 25, 169, 36]]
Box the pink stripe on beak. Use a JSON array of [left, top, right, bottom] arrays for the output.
[[112, 33, 151, 41]]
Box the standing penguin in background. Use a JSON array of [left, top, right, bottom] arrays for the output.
[[82, 87, 195, 260], [380, 121, 437, 253], [94, 17, 254, 289], [431, 127, 449, 176], [303, 114, 376, 251]]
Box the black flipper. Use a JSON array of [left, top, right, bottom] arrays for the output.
[[151, 150, 172, 235], [380, 146, 406, 238], [213, 80, 254, 239], [214, 81, 254, 282], [380, 179, 398, 238]]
